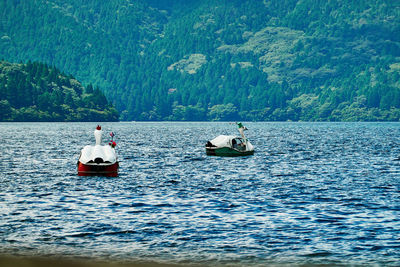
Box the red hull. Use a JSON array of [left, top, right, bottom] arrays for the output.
[[77, 162, 119, 177]]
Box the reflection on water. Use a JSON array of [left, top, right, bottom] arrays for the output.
[[0, 122, 399, 266]]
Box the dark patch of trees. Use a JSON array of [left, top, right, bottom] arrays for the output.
[[0, 61, 119, 121]]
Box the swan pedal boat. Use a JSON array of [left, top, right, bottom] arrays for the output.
[[205, 123, 254, 157], [77, 126, 119, 177]]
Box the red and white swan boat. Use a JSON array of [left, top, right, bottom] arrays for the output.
[[77, 125, 119, 177]]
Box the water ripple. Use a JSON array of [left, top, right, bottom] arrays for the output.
[[0, 122, 400, 266]]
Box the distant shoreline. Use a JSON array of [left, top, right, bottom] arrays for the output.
[[1, 120, 400, 123]]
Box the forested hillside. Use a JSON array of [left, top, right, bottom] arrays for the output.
[[0, 61, 119, 121], [1, 0, 400, 121]]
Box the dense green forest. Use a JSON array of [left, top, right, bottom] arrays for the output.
[[1, 0, 400, 121], [0, 61, 119, 121]]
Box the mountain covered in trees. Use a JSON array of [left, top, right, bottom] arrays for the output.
[[0, 60, 119, 121], [1, 0, 400, 121]]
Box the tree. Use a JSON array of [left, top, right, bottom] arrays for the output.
[[207, 103, 239, 121], [0, 100, 12, 121]]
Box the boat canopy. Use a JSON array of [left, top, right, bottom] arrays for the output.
[[79, 145, 117, 164], [209, 135, 237, 148]]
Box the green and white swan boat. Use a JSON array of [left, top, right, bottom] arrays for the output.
[[205, 122, 254, 156]]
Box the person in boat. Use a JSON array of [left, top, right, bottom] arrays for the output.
[[232, 138, 237, 148], [232, 138, 246, 151]]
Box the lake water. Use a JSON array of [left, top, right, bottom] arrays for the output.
[[0, 122, 399, 266]]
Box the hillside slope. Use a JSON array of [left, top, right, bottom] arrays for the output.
[[0, 61, 119, 121], [1, 0, 399, 121]]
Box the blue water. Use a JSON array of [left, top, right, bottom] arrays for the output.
[[0, 122, 399, 266]]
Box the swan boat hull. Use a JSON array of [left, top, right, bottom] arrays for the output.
[[77, 161, 119, 177], [206, 146, 254, 157]]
